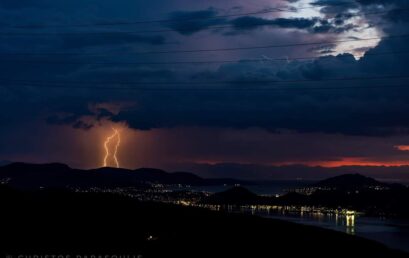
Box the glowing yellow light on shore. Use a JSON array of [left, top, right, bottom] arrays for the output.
[[103, 128, 121, 168]]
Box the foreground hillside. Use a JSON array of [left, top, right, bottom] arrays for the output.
[[0, 186, 406, 258]]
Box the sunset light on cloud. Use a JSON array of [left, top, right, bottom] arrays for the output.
[[395, 145, 409, 151], [299, 158, 409, 168], [283, 0, 382, 58]]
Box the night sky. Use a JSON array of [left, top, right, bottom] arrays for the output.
[[1, 0, 409, 180]]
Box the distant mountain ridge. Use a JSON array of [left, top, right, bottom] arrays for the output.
[[312, 173, 389, 190], [0, 162, 246, 189], [185, 163, 409, 181], [204, 173, 407, 206]]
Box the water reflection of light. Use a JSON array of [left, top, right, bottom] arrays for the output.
[[180, 202, 360, 235], [346, 211, 356, 235]]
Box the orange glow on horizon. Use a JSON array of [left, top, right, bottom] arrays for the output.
[[395, 145, 409, 151], [194, 158, 409, 168], [301, 158, 409, 168]]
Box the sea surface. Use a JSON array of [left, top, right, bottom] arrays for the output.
[[187, 180, 313, 195], [263, 212, 409, 253]]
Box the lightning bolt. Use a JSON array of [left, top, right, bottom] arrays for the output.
[[103, 128, 121, 168], [112, 128, 121, 168]]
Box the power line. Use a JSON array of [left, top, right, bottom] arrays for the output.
[[0, 34, 407, 56], [0, 8, 404, 36], [0, 50, 407, 66], [2, 82, 409, 92], [1, 74, 408, 86]]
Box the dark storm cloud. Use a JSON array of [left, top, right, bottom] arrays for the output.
[[96, 108, 115, 120], [72, 120, 93, 130], [311, 0, 358, 9], [228, 16, 356, 34], [165, 8, 227, 35], [227, 17, 334, 35], [0, 29, 167, 53], [22, 34, 409, 136], [165, 8, 355, 35], [0, 0, 49, 9], [60, 33, 166, 49], [72, 66, 176, 82], [311, 0, 360, 17], [384, 8, 409, 23], [231, 16, 318, 30], [47, 114, 93, 130], [2, 0, 409, 137], [356, 0, 404, 6], [44, 100, 119, 130], [104, 32, 409, 136]]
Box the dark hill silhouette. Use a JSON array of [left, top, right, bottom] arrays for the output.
[[278, 191, 309, 205], [205, 186, 310, 205], [0, 162, 246, 189], [206, 186, 260, 204], [313, 173, 389, 190]]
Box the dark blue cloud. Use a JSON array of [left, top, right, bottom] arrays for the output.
[[61, 33, 167, 49], [0, 0, 49, 9], [356, 0, 402, 6], [312, 0, 358, 8], [47, 114, 93, 130], [164, 8, 227, 35], [384, 8, 409, 23], [1, 0, 409, 137], [311, 0, 359, 15], [165, 9, 356, 35], [103, 33, 409, 136], [231, 16, 319, 30]]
